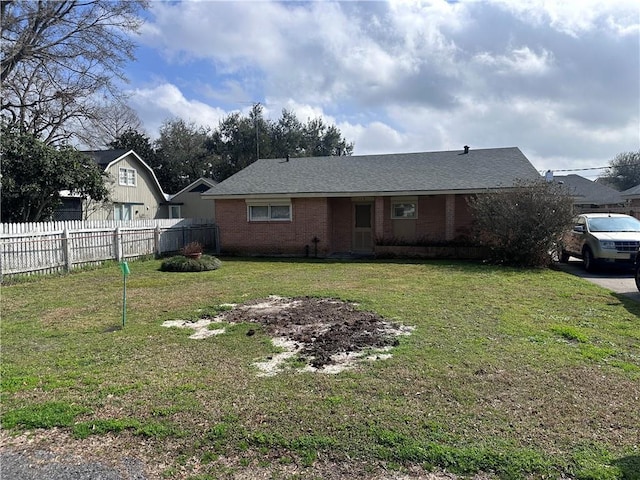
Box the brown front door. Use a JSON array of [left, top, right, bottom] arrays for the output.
[[353, 203, 373, 252]]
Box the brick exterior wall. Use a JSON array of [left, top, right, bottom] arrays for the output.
[[417, 196, 447, 241], [380, 197, 393, 239], [378, 195, 474, 244], [630, 199, 640, 219], [374, 197, 385, 241], [216, 198, 330, 256], [216, 194, 478, 256]]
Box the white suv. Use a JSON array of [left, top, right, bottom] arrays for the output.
[[560, 213, 640, 271]]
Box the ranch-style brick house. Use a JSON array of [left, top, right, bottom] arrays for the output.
[[202, 146, 541, 257]]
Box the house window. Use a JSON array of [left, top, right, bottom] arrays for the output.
[[169, 205, 181, 219], [114, 203, 134, 220], [247, 202, 292, 221], [391, 202, 417, 219], [119, 167, 137, 186]]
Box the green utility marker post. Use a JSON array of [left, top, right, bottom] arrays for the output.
[[120, 261, 130, 327]]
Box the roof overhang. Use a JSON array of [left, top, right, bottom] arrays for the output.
[[169, 177, 218, 199], [202, 187, 518, 200]]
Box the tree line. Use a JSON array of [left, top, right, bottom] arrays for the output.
[[111, 104, 353, 194]]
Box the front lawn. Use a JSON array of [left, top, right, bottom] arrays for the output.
[[1, 258, 639, 479]]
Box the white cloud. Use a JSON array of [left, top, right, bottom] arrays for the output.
[[127, 83, 227, 138], [493, 0, 640, 37], [343, 121, 407, 156], [268, 100, 329, 125], [127, 0, 639, 174], [473, 46, 553, 75]]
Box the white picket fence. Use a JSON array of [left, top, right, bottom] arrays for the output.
[[0, 219, 218, 279]]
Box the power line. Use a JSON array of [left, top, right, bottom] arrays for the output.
[[557, 166, 608, 172], [546, 166, 609, 173], [543, 162, 640, 174]]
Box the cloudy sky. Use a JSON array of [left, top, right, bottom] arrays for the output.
[[124, 0, 640, 179]]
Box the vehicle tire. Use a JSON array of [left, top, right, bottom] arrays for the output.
[[583, 247, 596, 272], [635, 262, 640, 292], [560, 250, 570, 263]]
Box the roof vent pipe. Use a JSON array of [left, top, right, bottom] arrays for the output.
[[463, 145, 469, 154]]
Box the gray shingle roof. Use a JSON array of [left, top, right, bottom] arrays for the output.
[[82, 149, 129, 168], [203, 147, 540, 198], [554, 174, 624, 205], [621, 184, 640, 197]]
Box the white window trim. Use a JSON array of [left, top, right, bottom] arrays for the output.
[[119, 167, 137, 187], [246, 200, 292, 222], [391, 197, 418, 220], [169, 205, 181, 219]]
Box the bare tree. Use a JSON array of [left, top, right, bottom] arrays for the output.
[[1, 0, 147, 145], [84, 102, 143, 149]]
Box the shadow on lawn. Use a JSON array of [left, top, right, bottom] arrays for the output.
[[612, 292, 640, 317], [611, 455, 640, 480]]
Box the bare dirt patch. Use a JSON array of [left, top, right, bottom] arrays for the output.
[[163, 296, 413, 375]]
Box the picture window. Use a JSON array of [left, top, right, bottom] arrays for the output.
[[391, 202, 417, 219], [248, 203, 292, 221]]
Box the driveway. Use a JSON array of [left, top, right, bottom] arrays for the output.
[[554, 258, 640, 302]]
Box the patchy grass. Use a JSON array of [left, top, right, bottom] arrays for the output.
[[1, 402, 90, 429], [1, 258, 639, 479]]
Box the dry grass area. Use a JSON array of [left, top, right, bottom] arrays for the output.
[[1, 429, 496, 480]]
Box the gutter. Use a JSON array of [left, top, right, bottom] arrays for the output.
[[202, 187, 522, 200]]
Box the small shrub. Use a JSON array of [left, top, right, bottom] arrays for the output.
[[181, 241, 203, 256], [160, 255, 222, 272]]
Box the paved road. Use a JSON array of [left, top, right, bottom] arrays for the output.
[[554, 258, 640, 302], [0, 449, 147, 480]]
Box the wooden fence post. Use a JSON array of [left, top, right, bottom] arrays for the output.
[[214, 224, 221, 255], [114, 226, 122, 261], [63, 228, 73, 272], [154, 225, 161, 257]]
